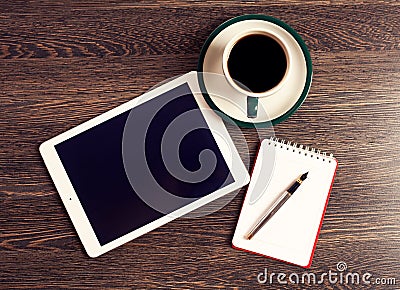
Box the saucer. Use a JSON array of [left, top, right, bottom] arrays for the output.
[[197, 15, 312, 127]]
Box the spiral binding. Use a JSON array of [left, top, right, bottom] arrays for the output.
[[267, 137, 334, 162]]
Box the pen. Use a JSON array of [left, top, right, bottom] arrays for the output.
[[245, 172, 308, 240]]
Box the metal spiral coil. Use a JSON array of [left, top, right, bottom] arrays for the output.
[[268, 136, 334, 160]]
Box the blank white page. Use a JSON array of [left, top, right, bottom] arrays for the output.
[[232, 138, 337, 267]]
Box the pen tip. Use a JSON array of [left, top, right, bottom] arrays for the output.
[[301, 172, 309, 180]]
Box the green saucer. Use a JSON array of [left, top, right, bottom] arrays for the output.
[[197, 14, 313, 128]]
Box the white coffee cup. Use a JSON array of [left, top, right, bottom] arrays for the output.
[[222, 28, 292, 118]]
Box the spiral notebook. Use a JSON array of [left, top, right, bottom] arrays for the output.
[[232, 138, 337, 268]]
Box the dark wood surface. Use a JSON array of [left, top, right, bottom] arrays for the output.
[[1, 1, 399, 289]]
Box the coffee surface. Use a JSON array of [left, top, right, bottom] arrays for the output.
[[227, 34, 287, 93]]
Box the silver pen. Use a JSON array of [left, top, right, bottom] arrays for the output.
[[246, 172, 308, 240]]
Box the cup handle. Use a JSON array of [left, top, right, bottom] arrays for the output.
[[247, 96, 258, 118]]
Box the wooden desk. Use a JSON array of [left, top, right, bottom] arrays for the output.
[[1, 1, 399, 288]]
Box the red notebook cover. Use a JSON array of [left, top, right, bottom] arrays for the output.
[[232, 138, 337, 268]]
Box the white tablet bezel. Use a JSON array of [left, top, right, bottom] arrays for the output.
[[39, 71, 250, 257]]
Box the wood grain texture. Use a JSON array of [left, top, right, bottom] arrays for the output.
[[1, 1, 399, 289], [0, 4, 399, 59]]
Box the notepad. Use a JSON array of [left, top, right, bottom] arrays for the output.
[[232, 138, 337, 268]]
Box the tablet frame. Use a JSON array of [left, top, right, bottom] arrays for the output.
[[39, 71, 250, 257]]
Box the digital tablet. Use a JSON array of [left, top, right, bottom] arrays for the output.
[[40, 72, 250, 257]]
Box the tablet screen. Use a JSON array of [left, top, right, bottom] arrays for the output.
[[55, 83, 234, 245]]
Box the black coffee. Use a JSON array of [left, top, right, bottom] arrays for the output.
[[227, 34, 287, 93]]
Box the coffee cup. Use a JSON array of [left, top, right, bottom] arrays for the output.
[[222, 28, 291, 118]]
